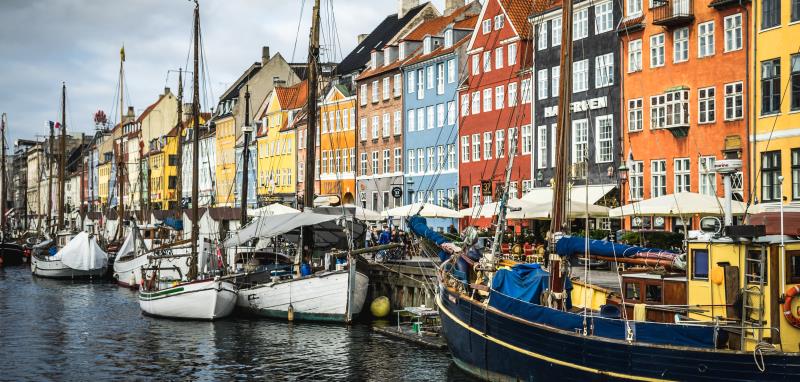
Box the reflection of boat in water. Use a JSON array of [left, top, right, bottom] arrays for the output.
[[31, 231, 108, 279]]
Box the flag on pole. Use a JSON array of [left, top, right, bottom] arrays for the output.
[[48, 121, 61, 130]]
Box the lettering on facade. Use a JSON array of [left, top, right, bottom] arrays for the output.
[[543, 96, 608, 118]]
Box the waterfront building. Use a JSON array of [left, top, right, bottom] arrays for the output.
[[11, 139, 36, 231], [147, 127, 180, 211], [318, 85, 357, 204], [213, 48, 300, 207], [180, 116, 216, 208], [618, 0, 750, 230], [234, 130, 258, 211], [457, 0, 535, 226], [401, 3, 479, 230], [530, 0, 623, 228], [752, 0, 800, 209], [255, 80, 307, 207]]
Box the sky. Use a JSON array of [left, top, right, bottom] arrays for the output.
[[0, 0, 448, 146]]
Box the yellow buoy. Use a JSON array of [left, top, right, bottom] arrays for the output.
[[370, 296, 391, 318]]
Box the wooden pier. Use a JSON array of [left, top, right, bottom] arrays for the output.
[[366, 258, 438, 312]]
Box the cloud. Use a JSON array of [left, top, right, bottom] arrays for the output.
[[0, 0, 447, 146]]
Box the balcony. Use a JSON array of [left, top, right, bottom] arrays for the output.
[[651, 0, 694, 27]]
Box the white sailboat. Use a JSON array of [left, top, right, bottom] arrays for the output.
[[31, 231, 108, 278], [138, 1, 236, 320]]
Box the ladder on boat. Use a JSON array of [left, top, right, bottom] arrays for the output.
[[741, 245, 766, 348]]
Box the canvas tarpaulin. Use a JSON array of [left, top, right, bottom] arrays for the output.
[[59, 232, 108, 271]]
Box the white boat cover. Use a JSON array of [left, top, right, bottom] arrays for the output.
[[114, 230, 136, 262], [223, 211, 339, 248], [247, 203, 300, 217], [59, 232, 108, 271]]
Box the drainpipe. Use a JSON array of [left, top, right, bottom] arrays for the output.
[[742, 0, 752, 205]]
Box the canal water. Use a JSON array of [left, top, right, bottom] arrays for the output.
[[0, 266, 477, 381]]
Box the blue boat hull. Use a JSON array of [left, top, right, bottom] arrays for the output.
[[437, 286, 800, 381]]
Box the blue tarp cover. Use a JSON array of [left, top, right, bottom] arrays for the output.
[[163, 217, 183, 230], [555, 236, 674, 259], [488, 291, 715, 348], [409, 216, 449, 261], [491, 264, 551, 305]]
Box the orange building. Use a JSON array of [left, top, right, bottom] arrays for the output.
[[318, 84, 357, 205], [618, 0, 750, 231]]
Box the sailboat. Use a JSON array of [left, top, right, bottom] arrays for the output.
[[233, 0, 370, 323], [31, 83, 108, 278], [138, 1, 237, 320], [0, 113, 25, 267], [408, 1, 800, 380]]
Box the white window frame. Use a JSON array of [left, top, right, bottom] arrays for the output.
[[551, 66, 560, 97], [471, 91, 480, 115], [436, 103, 445, 127], [628, 98, 643, 132], [537, 125, 548, 169], [698, 86, 716, 124], [551, 17, 562, 47], [572, 119, 588, 164], [537, 23, 548, 50], [521, 124, 532, 155], [483, 131, 493, 160], [595, 115, 614, 163], [461, 94, 470, 116], [471, 134, 480, 161], [495, 85, 505, 109], [382, 77, 390, 100], [508, 82, 518, 106], [573, 59, 589, 93], [595, 53, 614, 88], [595, 1, 613, 34], [674, 158, 691, 193], [698, 21, 715, 58], [673, 27, 688, 63], [407, 109, 415, 132], [496, 129, 505, 158], [447, 59, 456, 83], [394, 110, 402, 135], [651, 159, 667, 197], [508, 42, 517, 66], [650, 34, 665, 68], [483, 88, 493, 112], [573, 8, 588, 40], [724, 14, 742, 52], [427, 106, 434, 130], [495, 46, 504, 70], [724, 81, 744, 121], [628, 39, 642, 72], [537, 68, 549, 100], [461, 136, 470, 163]]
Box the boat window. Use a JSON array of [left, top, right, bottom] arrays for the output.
[[692, 249, 709, 280], [746, 250, 767, 284], [788, 251, 800, 284], [625, 282, 641, 301], [645, 284, 662, 303]]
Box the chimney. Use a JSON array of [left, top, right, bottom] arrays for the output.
[[262, 46, 270, 65], [445, 0, 465, 15], [398, 0, 420, 19], [357, 34, 369, 44], [164, 87, 171, 96]]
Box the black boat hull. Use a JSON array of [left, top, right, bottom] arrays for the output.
[[438, 286, 800, 381], [0, 242, 25, 266]]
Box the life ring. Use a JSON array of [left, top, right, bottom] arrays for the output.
[[782, 285, 800, 328]]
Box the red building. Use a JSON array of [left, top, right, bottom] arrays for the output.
[[458, 0, 535, 226]]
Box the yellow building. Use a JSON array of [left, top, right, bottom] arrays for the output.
[[148, 127, 179, 210], [318, 84, 357, 204], [256, 81, 307, 205], [214, 114, 237, 207], [752, 1, 800, 206]]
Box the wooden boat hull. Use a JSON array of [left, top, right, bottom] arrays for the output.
[[113, 255, 187, 289], [237, 270, 369, 323], [0, 242, 25, 266], [438, 286, 800, 381], [138, 279, 237, 320], [31, 255, 106, 279]]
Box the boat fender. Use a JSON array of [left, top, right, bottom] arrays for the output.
[[782, 285, 800, 328], [287, 303, 294, 321]]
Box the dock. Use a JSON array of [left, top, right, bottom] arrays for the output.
[[372, 325, 447, 350]]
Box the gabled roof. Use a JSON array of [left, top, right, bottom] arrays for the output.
[[336, 2, 428, 75], [356, 46, 421, 81], [402, 2, 479, 42], [500, 0, 542, 39], [135, 93, 170, 124], [403, 34, 471, 66], [275, 80, 308, 110]]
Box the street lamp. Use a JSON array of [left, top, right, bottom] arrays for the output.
[[617, 163, 629, 205]]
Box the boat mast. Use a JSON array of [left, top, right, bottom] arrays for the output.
[[188, 0, 201, 280], [116, 47, 126, 241], [174, 68, 183, 215], [301, 0, 320, 255], [57, 82, 66, 232], [240, 86, 251, 225], [0, 113, 6, 234], [548, 0, 575, 298], [47, 122, 54, 235]]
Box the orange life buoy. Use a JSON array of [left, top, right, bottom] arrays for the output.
[[782, 285, 800, 328]]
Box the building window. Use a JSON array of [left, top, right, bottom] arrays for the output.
[[495, 85, 505, 109], [551, 66, 560, 97], [699, 156, 717, 195], [573, 59, 588, 93], [793, 0, 800, 22], [651, 160, 667, 197], [471, 55, 479, 76], [448, 144, 456, 169], [394, 110, 402, 135], [382, 113, 390, 137], [572, 119, 588, 164], [482, 19, 491, 34], [459, 94, 469, 117], [537, 22, 548, 50], [359, 84, 367, 106], [724, 82, 744, 120], [628, 39, 642, 72], [595, 2, 613, 33], [761, 151, 781, 202], [674, 158, 691, 193], [437, 145, 445, 171], [574, 8, 588, 40], [436, 104, 445, 128], [762, 58, 781, 115], [394, 148, 401, 173], [537, 125, 548, 169], [630, 161, 643, 200], [692, 249, 710, 279], [627, 0, 642, 15], [417, 69, 425, 98], [551, 17, 562, 47], [371, 116, 379, 139], [447, 101, 455, 125], [792, 54, 800, 111], [372, 80, 379, 103], [698, 21, 715, 58], [448, 59, 456, 83], [508, 127, 518, 156], [495, 47, 504, 70], [521, 79, 532, 104], [483, 88, 493, 112], [471, 134, 480, 161], [371, 151, 379, 175], [650, 94, 666, 129], [427, 66, 434, 89], [537, 69, 548, 99], [417, 148, 425, 173], [417, 108, 425, 131], [382, 77, 390, 100], [595, 53, 614, 88], [393, 74, 401, 97], [521, 125, 532, 155], [665, 89, 690, 128], [628, 98, 643, 132], [408, 149, 416, 174], [724, 14, 742, 52], [407, 109, 415, 132], [471, 91, 480, 115], [437, 63, 445, 94], [483, 51, 491, 72], [508, 82, 518, 107], [407, 71, 415, 94], [673, 27, 688, 63], [360, 153, 367, 176], [496, 129, 506, 158], [461, 135, 469, 163], [698, 87, 716, 124], [472, 185, 480, 206], [762, 0, 780, 29], [650, 34, 665, 67], [793, 149, 800, 200], [494, 14, 504, 29], [595, 115, 613, 163], [484, 131, 493, 160], [508, 42, 518, 66]]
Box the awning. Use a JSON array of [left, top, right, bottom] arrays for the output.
[[223, 211, 339, 247], [382, 203, 461, 219], [608, 192, 747, 217], [507, 200, 610, 220], [520, 184, 617, 205]]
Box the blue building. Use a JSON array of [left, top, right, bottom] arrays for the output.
[[402, 12, 477, 231]]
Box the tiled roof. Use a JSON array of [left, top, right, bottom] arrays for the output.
[[454, 15, 479, 29], [356, 47, 421, 81], [617, 15, 645, 33], [403, 2, 478, 41], [336, 3, 428, 75], [275, 80, 308, 110], [403, 34, 471, 66], [499, 0, 542, 39]]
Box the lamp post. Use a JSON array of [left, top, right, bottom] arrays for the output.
[[617, 163, 629, 231]]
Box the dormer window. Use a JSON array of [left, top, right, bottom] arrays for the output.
[[494, 15, 504, 30], [371, 51, 378, 69], [399, 42, 406, 60], [423, 36, 432, 54], [444, 29, 453, 48], [482, 19, 491, 34]]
